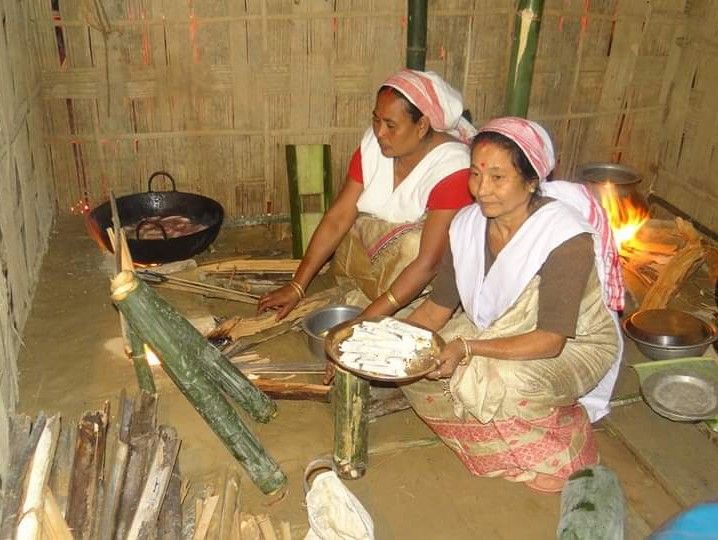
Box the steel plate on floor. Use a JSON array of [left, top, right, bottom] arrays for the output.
[[641, 371, 718, 421]]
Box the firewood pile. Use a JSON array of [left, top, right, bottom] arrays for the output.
[[0, 391, 295, 539], [621, 218, 718, 313]]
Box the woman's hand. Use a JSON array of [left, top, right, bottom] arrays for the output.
[[426, 338, 467, 379], [257, 285, 302, 321]]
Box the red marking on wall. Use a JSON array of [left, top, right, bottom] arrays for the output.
[[189, 13, 200, 63], [400, 16, 407, 29], [580, 15, 588, 32], [332, 17, 338, 32], [558, 16, 564, 32], [439, 46, 446, 60]]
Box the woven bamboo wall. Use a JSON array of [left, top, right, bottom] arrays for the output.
[[0, 0, 56, 471], [653, 0, 718, 232], [34, 0, 688, 221]]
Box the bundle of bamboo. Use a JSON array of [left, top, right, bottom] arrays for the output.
[[111, 271, 287, 495]]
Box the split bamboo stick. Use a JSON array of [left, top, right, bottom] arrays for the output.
[[16, 414, 61, 540], [41, 488, 73, 540], [126, 426, 181, 539]]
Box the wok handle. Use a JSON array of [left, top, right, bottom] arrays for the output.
[[147, 171, 177, 192]]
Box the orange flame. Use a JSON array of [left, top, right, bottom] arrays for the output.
[[143, 344, 162, 366], [598, 182, 649, 252]]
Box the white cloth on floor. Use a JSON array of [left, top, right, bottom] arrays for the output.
[[304, 471, 374, 540]]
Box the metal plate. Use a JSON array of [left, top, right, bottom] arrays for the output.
[[623, 309, 716, 347], [325, 316, 444, 383], [578, 162, 642, 185], [641, 371, 718, 421]]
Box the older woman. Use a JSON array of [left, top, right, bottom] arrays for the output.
[[258, 70, 477, 319], [405, 117, 624, 492]]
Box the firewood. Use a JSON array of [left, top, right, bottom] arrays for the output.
[[0, 414, 44, 539], [192, 495, 219, 540], [197, 258, 303, 274], [126, 426, 181, 539], [704, 243, 718, 283], [208, 287, 340, 342], [249, 379, 331, 403], [217, 471, 241, 539], [239, 514, 262, 540], [368, 386, 411, 419], [41, 488, 73, 540], [156, 460, 183, 540], [47, 422, 76, 517], [674, 217, 701, 245], [256, 514, 278, 540], [65, 406, 109, 539], [115, 393, 157, 540], [279, 521, 292, 540], [640, 243, 705, 310], [97, 392, 134, 540], [16, 414, 61, 540]]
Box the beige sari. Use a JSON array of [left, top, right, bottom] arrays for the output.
[[402, 269, 618, 492]]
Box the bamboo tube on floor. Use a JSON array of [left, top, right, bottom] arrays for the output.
[[111, 271, 286, 494], [112, 271, 277, 423], [332, 368, 370, 479]]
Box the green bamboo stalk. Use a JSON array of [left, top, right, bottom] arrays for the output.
[[504, 0, 545, 117], [112, 274, 276, 423], [111, 272, 286, 495], [332, 368, 370, 479], [127, 327, 156, 394], [406, 0, 428, 70]]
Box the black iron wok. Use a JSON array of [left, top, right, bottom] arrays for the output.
[[89, 171, 224, 264]]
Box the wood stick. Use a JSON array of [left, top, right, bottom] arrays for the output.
[[97, 392, 133, 540], [65, 407, 109, 539], [47, 421, 77, 517], [640, 244, 705, 310], [218, 472, 241, 539], [115, 392, 157, 540], [250, 379, 332, 402], [0, 414, 45, 539], [41, 487, 73, 540], [255, 514, 278, 540], [16, 414, 61, 540], [209, 287, 340, 341], [279, 521, 292, 540], [192, 495, 219, 540], [127, 426, 181, 539], [239, 514, 262, 540], [197, 258, 303, 273], [156, 460, 183, 540]]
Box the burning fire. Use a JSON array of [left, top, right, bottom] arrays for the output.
[[143, 344, 162, 366], [598, 182, 649, 252]]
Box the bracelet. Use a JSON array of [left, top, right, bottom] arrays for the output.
[[385, 289, 401, 309], [288, 280, 305, 300], [457, 337, 471, 366]]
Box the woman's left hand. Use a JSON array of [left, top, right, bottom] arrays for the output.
[[426, 338, 467, 379]]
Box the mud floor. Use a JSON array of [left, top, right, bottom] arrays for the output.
[[17, 216, 701, 538]]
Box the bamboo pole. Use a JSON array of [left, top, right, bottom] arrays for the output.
[[112, 272, 277, 423], [332, 369, 370, 480], [111, 272, 287, 494], [504, 0, 545, 117], [406, 0, 428, 70]]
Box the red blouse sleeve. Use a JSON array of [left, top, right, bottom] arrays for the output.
[[426, 169, 472, 210], [347, 147, 363, 183]]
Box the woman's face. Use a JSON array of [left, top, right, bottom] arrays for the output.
[[372, 89, 428, 158], [469, 141, 536, 220]]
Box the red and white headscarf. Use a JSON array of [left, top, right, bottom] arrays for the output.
[[477, 116, 625, 311], [382, 69, 477, 144]]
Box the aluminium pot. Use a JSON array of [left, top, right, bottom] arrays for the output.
[[88, 171, 224, 264], [578, 162, 649, 210]]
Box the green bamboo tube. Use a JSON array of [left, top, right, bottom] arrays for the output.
[[504, 0, 545, 117], [112, 272, 276, 423], [111, 271, 286, 494], [406, 0, 428, 70], [127, 326, 156, 394], [333, 368, 370, 479]]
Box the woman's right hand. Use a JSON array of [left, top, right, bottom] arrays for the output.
[[257, 284, 302, 321]]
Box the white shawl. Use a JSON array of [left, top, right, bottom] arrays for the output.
[[355, 128, 470, 223]]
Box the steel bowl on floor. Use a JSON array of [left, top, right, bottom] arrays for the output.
[[301, 305, 362, 358]]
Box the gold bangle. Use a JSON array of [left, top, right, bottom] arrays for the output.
[[288, 280, 305, 299], [457, 337, 471, 366], [385, 289, 400, 309]]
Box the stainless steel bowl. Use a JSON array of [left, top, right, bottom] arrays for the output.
[[301, 304, 362, 358], [622, 309, 718, 360]]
